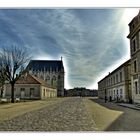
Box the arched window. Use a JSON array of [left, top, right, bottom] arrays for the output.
[[46, 76, 50, 81], [53, 76, 56, 81], [58, 75, 61, 79]]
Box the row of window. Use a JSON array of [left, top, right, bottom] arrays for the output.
[[107, 88, 123, 97], [19, 88, 34, 92], [34, 74, 60, 81], [43, 88, 52, 94], [106, 71, 123, 87], [18, 88, 56, 97], [17, 88, 35, 97], [43, 88, 56, 97], [32, 68, 59, 73]]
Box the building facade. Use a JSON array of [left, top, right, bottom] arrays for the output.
[[4, 74, 57, 100], [98, 60, 132, 102], [127, 11, 140, 103], [27, 59, 64, 97], [98, 11, 140, 104], [65, 87, 98, 97]]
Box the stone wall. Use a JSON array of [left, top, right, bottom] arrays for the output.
[[4, 84, 57, 100]]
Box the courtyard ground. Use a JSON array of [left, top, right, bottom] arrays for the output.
[[0, 97, 140, 131], [0, 97, 68, 123], [0, 97, 97, 131], [84, 97, 140, 131]]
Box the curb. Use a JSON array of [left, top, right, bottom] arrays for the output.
[[118, 104, 140, 111]]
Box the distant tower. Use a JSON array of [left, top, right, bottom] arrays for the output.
[[57, 56, 64, 96]]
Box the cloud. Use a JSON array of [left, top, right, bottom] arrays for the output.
[[0, 9, 131, 89]]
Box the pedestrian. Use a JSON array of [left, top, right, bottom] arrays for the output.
[[109, 96, 112, 102]]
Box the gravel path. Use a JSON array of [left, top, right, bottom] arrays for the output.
[[0, 97, 97, 131]]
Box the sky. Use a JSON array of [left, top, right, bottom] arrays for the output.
[[0, 8, 139, 89]]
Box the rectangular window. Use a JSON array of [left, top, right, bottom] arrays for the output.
[[113, 76, 115, 84], [120, 89, 122, 94], [21, 88, 25, 91], [133, 40, 136, 52], [135, 81, 138, 94], [30, 88, 35, 97], [120, 89, 123, 99], [134, 60, 137, 73], [120, 72, 122, 82], [116, 74, 118, 83]]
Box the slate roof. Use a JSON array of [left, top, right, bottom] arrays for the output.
[[26, 60, 64, 71]]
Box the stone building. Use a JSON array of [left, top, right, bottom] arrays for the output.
[[127, 11, 140, 103], [4, 73, 57, 100], [26, 59, 64, 97], [98, 60, 132, 102], [66, 87, 98, 97]]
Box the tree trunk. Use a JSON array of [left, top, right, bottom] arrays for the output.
[[11, 83, 15, 103], [1, 86, 4, 97]]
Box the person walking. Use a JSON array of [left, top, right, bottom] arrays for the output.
[[109, 96, 112, 102]]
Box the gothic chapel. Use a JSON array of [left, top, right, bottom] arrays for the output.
[[27, 58, 64, 97]]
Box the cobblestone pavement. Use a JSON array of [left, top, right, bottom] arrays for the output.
[[0, 97, 97, 131]]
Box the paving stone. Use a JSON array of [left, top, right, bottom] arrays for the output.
[[0, 98, 97, 131]]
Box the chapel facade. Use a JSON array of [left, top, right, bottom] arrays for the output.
[[26, 59, 65, 97]]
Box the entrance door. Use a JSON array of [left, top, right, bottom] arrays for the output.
[[20, 88, 25, 98]]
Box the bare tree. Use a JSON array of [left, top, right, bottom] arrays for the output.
[[0, 45, 30, 103], [0, 67, 6, 97]]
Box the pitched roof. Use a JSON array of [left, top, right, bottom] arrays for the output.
[[16, 74, 40, 84], [26, 60, 64, 71], [16, 73, 56, 89]]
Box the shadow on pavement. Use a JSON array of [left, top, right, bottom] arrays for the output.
[[89, 98, 123, 111], [89, 98, 140, 131]]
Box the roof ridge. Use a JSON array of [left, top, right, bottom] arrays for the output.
[[30, 60, 62, 61]]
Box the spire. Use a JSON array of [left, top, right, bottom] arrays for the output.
[[61, 56, 63, 61]]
